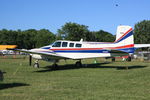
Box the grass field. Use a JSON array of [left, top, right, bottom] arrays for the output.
[[0, 55, 150, 100]]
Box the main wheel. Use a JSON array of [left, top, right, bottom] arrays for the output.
[[127, 56, 132, 62], [75, 61, 82, 67], [112, 57, 116, 62], [33, 63, 39, 68], [51, 64, 59, 70]]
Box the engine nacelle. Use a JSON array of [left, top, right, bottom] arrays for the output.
[[31, 54, 58, 62], [31, 54, 42, 60], [41, 56, 58, 62]]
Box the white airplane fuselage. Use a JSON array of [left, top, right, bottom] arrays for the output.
[[31, 41, 133, 61]]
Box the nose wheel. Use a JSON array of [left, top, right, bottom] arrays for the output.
[[33, 60, 39, 68]]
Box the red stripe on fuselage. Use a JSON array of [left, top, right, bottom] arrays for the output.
[[106, 44, 134, 49]]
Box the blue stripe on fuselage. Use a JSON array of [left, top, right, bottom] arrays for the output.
[[52, 48, 135, 53], [53, 50, 109, 53]]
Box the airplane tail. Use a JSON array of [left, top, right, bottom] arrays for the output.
[[114, 25, 134, 53]]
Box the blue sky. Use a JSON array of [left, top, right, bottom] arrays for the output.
[[0, 0, 150, 34]]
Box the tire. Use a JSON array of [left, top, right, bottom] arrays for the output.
[[127, 56, 132, 62], [112, 57, 115, 62], [33, 63, 39, 68], [52, 64, 59, 70], [75, 61, 82, 67]]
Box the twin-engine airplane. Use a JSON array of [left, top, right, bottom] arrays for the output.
[[11, 25, 150, 68]]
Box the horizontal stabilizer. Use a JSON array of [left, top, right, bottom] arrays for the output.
[[134, 44, 150, 48]]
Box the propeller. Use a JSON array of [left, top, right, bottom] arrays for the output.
[[29, 54, 32, 66]]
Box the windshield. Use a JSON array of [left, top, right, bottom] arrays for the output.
[[52, 42, 61, 47]]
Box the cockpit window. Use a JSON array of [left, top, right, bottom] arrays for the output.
[[75, 43, 82, 48], [69, 43, 74, 47], [62, 42, 68, 47], [52, 42, 61, 47]]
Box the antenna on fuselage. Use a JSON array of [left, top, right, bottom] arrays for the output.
[[80, 38, 83, 42]]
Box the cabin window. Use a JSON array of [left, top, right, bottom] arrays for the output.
[[52, 42, 61, 47], [69, 43, 74, 47], [75, 43, 82, 48], [62, 42, 68, 47]]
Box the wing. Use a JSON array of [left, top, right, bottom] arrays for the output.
[[9, 48, 69, 59]]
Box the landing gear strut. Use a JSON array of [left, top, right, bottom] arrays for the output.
[[75, 60, 82, 67], [112, 57, 116, 62], [33, 60, 39, 68], [0, 70, 4, 81], [51, 60, 59, 70]]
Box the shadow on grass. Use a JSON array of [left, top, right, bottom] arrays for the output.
[[34, 62, 147, 73], [0, 83, 30, 90], [116, 65, 147, 70]]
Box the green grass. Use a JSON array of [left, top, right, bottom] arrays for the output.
[[0, 55, 150, 100]]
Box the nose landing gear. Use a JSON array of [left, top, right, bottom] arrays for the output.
[[33, 60, 39, 68]]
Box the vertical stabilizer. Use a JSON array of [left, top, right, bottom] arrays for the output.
[[115, 25, 134, 46], [114, 25, 134, 53]]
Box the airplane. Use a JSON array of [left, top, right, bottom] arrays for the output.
[[10, 25, 150, 68]]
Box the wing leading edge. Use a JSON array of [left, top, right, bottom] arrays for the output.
[[8, 48, 69, 59]]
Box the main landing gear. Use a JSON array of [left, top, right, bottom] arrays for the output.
[[51, 60, 59, 70], [126, 56, 132, 62], [75, 60, 82, 67], [32, 59, 83, 69]]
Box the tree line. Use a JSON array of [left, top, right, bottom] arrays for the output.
[[0, 20, 150, 49], [0, 29, 55, 49]]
